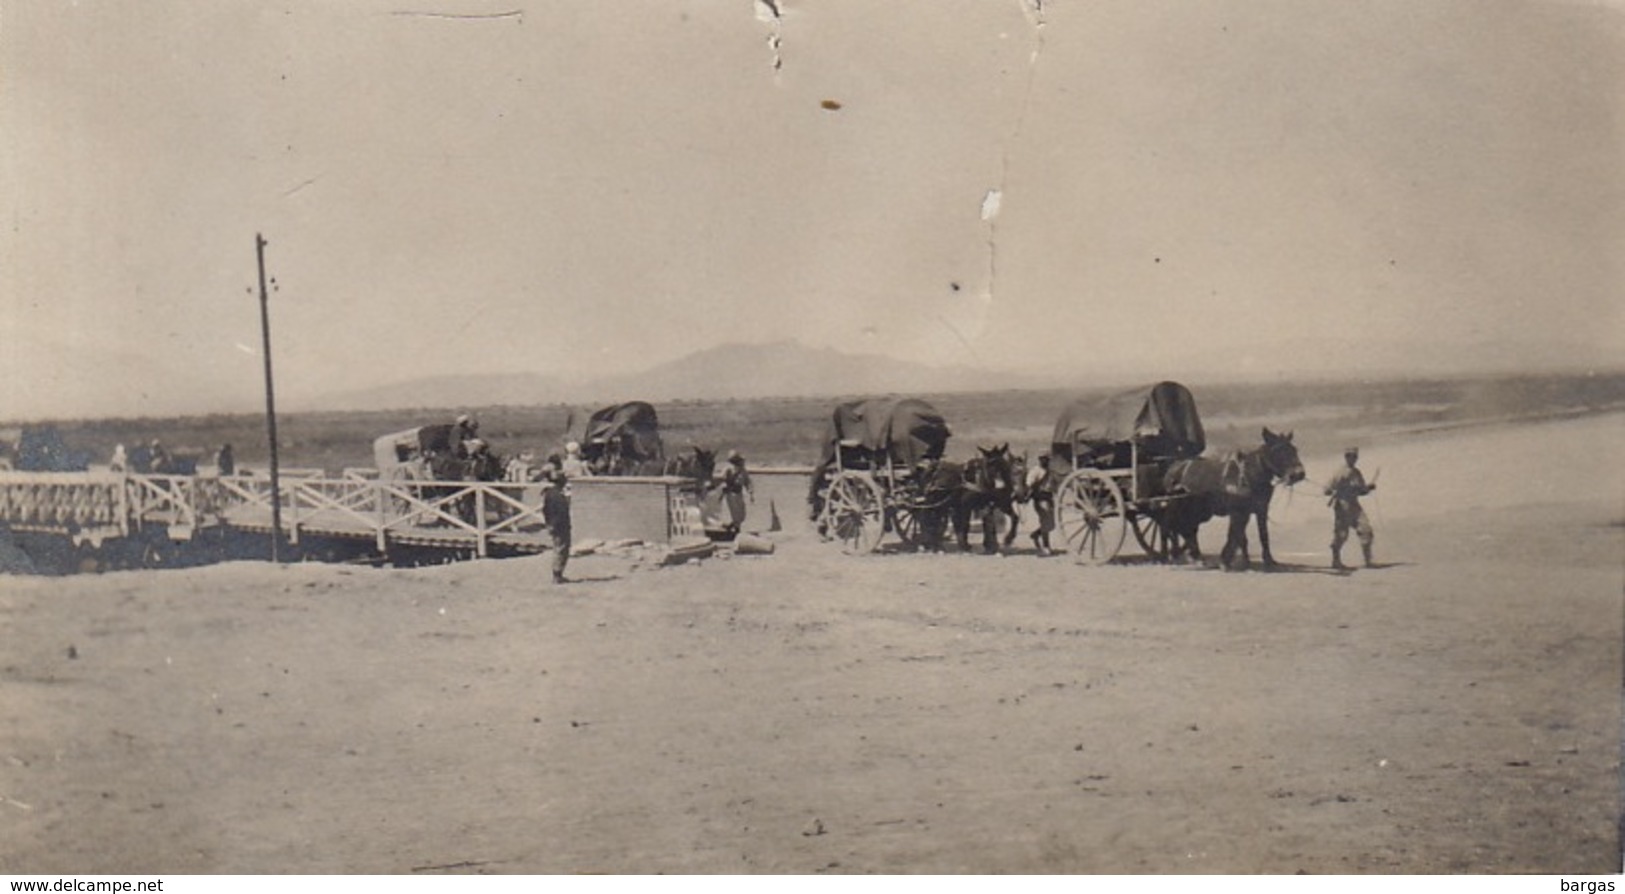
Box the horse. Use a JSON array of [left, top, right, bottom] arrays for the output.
[[418, 444, 507, 525], [664, 446, 716, 493], [913, 444, 1026, 554], [1159, 428, 1306, 570]]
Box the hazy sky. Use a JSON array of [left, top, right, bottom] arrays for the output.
[[2, 0, 1621, 419]]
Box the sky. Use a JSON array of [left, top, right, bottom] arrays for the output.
[[2, 0, 1621, 420]]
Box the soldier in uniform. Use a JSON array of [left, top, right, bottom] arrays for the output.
[[541, 468, 572, 584], [1325, 446, 1376, 570], [718, 450, 753, 534]]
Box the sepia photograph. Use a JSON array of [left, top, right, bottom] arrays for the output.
[[1, 0, 1621, 878]]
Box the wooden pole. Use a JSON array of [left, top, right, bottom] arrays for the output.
[[255, 233, 284, 563]]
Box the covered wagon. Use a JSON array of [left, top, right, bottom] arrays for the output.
[[580, 401, 664, 475], [1049, 381, 1207, 564], [809, 397, 952, 553]]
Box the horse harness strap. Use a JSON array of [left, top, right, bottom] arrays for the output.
[[1256, 444, 1291, 485], [1220, 451, 1250, 495]]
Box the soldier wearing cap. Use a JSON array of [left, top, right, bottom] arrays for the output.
[[541, 467, 572, 584], [1325, 446, 1376, 570], [719, 449, 753, 534]]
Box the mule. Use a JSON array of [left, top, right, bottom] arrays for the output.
[[421, 447, 508, 525], [915, 444, 1026, 554], [1160, 428, 1306, 570], [664, 446, 716, 492]]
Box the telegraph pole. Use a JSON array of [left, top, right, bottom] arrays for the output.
[[255, 233, 285, 562]]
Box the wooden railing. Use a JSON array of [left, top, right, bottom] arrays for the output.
[[0, 470, 705, 557]]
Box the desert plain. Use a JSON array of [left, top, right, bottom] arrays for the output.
[[0, 386, 1621, 874]]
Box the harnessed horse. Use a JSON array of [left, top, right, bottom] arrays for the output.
[[664, 446, 716, 492], [915, 444, 1026, 554], [1160, 428, 1306, 570]]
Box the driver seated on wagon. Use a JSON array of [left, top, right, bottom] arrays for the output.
[[835, 438, 873, 470], [1072, 438, 1132, 470]]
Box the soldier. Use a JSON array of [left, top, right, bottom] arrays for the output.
[[718, 450, 753, 534], [1325, 446, 1376, 570], [541, 467, 572, 584]]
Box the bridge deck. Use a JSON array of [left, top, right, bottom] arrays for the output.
[[221, 505, 554, 552], [0, 470, 702, 561]]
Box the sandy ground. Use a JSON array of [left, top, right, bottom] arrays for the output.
[[1, 412, 1621, 874]]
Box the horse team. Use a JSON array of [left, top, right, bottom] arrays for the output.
[[809, 432, 1303, 569], [807, 385, 1309, 571], [381, 385, 1313, 570]]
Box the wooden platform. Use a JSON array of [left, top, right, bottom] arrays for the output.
[[222, 504, 554, 553], [0, 470, 705, 563]]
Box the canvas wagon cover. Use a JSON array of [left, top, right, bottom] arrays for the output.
[[583, 401, 663, 462], [1050, 381, 1205, 460], [373, 424, 455, 470], [817, 398, 951, 470]]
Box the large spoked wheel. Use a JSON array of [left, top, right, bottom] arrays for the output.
[[1056, 470, 1127, 565], [889, 502, 923, 550], [822, 472, 885, 554], [1130, 509, 1172, 561]]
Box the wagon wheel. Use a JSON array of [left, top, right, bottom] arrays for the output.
[[1056, 470, 1127, 565], [1130, 509, 1172, 561], [822, 472, 885, 554], [889, 502, 922, 549]]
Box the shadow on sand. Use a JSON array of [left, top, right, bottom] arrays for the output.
[[555, 573, 622, 585], [1212, 560, 1413, 576]]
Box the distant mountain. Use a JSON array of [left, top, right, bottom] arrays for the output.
[[302, 341, 1055, 412], [296, 372, 575, 413], [300, 336, 1620, 414], [590, 340, 1054, 401]]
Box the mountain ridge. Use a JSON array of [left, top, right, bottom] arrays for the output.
[[292, 337, 1622, 414], [296, 341, 1057, 412]]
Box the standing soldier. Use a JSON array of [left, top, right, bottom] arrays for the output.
[[719, 450, 753, 535], [541, 468, 572, 584], [1025, 452, 1056, 557], [1325, 446, 1376, 570]]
